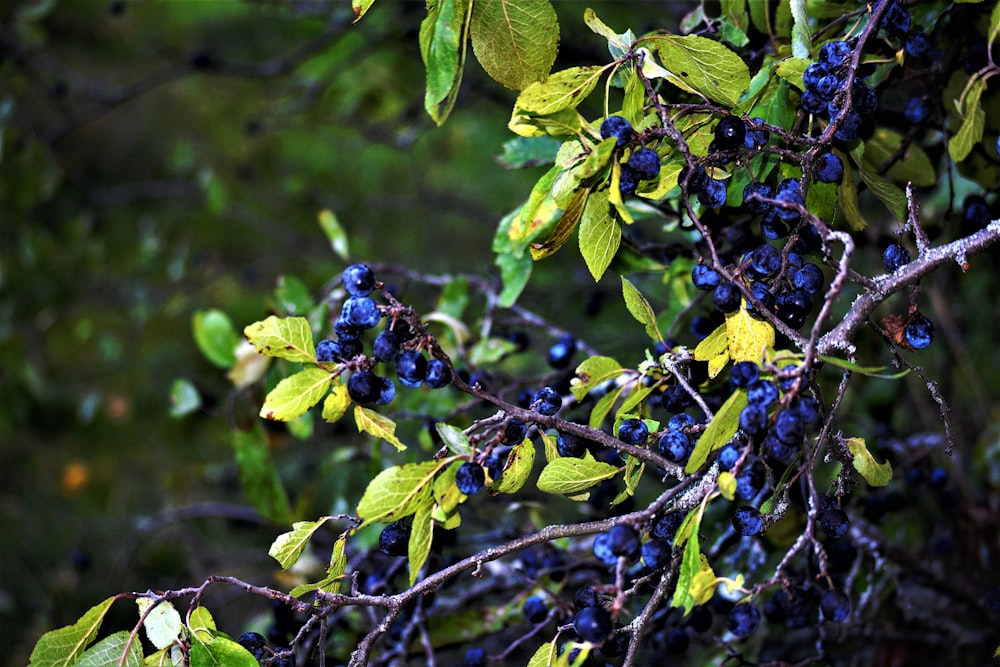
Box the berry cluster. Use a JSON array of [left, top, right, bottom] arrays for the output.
[[600, 115, 662, 197], [800, 40, 877, 142]]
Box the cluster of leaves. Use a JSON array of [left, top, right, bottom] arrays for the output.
[[28, 1, 1000, 666]]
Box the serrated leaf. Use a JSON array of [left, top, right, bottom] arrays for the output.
[[136, 600, 182, 651], [818, 354, 910, 379], [189, 636, 258, 667], [864, 128, 935, 187], [621, 276, 661, 340], [950, 76, 986, 163], [354, 405, 407, 451], [435, 422, 474, 457], [725, 305, 774, 364], [269, 518, 331, 570], [529, 185, 590, 261], [514, 66, 606, 115], [243, 316, 316, 363], [232, 428, 292, 524], [537, 457, 619, 495], [646, 34, 750, 106], [73, 631, 142, 667], [493, 437, 536, 494], [260, 367, 332, 421], [470, 0, 559, 91], [407, 501, 435, 586], [192, 310, 240, 368], [29, 597, 117, 667], [579, 189, 620, 281], [420, 0, 471, 124], [686, 389, 748, 473], [321, 381, 351, 423], [527, 641, 558, 667], [356, 460, 443, 526], [570, 355, 623, 400], [317, 209, 349, 259], [846, 437, 893, 486]]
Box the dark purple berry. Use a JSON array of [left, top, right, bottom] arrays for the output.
[[342, 296, 382, 329], [456, 461, 485, 495], [905, 314, 934, 349], [743, 181, 773, 214], [792, 263, 824, 295], [342, 264, 376, 297], [699, 178, 728, 208], [378, 521, 410, 557], [547, 334, 577, 369], [600, 115, 634, 147], [425, 359, 452, 388], [607, 524, 640, 560], [658, 430, 692, 463], [732, 506, 764, 536], [713, 282, 742, 313], [815, 152, 843, 183], [820, 589, 851, 622], [316, 339, 338, 363], [573, 606, 613, 644], [618, 418, 649, 445], [739, 403, 768, 435], [882, 243, 911, 272], [714, 116, 747, 151], [819, 507, 850, 539], [532, 386, 561, 416], [523, 595, 548, 624], [396, 350, 428, 388], [628, 147, 661, 181], [727, 602, 761, 638], [692, 264, 721, 290]]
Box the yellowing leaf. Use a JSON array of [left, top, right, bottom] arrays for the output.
[[725, 305, 774, 364], [718, 470, 737, 500], [492, 437, 536, 494], [354, 404, 407, 451], [469, 0, 559, 91], [529, 186, 589, 261], [321, 381, 351, 423], [356, 460, 443, 526], [570, 355, 623, 401], [260, 367, 332, 422], [693, 322, 728, 361], [847, 437, 893, 486], [537, 457, 619, 495], [646, 34, 750, 106], [243, 315, 316, 363], [136, 599, 183, 651], [268, 518, 332, 570], [514, 66, 606, 115]]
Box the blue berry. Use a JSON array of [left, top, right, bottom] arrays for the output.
[[425, 359, 451, 388], [650, 510, 685, 544], [667, 413, 696, 431], [776, 289, 813, 329], [342, 264, 376, 297], [814, 74, 842, 101], [378, 521, 410, 557], [628, 147, 661, 181], [880, 0, 911, 38], [963, 194, 990, 227], [833, 108, 862, 141], [727, 602, 762, 638], [746, 282, 775, 317], [819, 507, 849, 539], [750, 243, 782, 277], [795, 396, 821, 426], [456, 461, 485, 494], [592, 532, 618, 565], [820, 589, 851, 622], [502, 419, 527, 444], [792, 263, 824, 295], [342, 296, 382, 329], [547, 334, 577, 369], [815, 153, 844, 183], [533, 386, 561, 416], [641, 538, 671, 570], [995, 135, 1000, 160], [334, 316, 363, 342], [882, 243, 911, 272], [658, 430, 692, 463], [713, 281, 742, 313], [573, 605, 613, 644], [904, 314, 934, 349], [618, 418, 649, 445], [238, 632, 267, 659], [774, 409, 804, 444], [714, 116, 747, 151], [732, 506, 764, 536], [484, 454, 503, 485], [745, 117, 769, 148], [699, 178, 728, 208], [736, 458, 765, 499], [692, 264, 721, 291], [660, 384, 692, 413], [730, 361, 760, 388], [800, 89, 828, 115], [373, 329, 401, 362], [607, 524, 640, 560], [774, 180, 804, 221], [743, 181, 773, 214], [739, 403, 769, 435], [348, 371, 393, 405], [747, 379, 779, 407], [463, 648, 486, 667], [904, 97, 929, 125], [523, 595, 548, 624], [819, 40, 852, 72], [396, 350, 427, 388], [718, 441, 742, 470], [557, 431, 586, 458], [316, 339, 338, 362], [600, 115, 634, 147], [905, 31, 930, 58], [763, 432, 797, 462], [803, 62, 829, 89], [618, 164, 638, 196]]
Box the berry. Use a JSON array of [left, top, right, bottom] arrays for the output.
[[607, 524, 640, 560], [820, 589, 851, 622], [238, 632, 267, 659], [533, 386, 562, 416], [727, 602, 762, 639], [743, 181, 773, 214], [658, 430, 692, 463], [750, 244, 782, 277], [776, 289, 813, 329], [735, 458, 765, 500], [819, 40, 852, 72], [618, 164, 638, 196], [617, 418, 649, 445], [732, 506, 764, 536], [687, 606, 713, 632], [714, 116, 747, 151], [425, 359, 452, 388], [906, 31, 930, 58], [833, 108, 862, 141], [815, 153, 844, 183], [718, 441, 742, 470], [814, 74, 842, 101], [661, 627, 689, 653], [641, 538, 671, 570], [592, 531, 617, 565], [334, 316, 363, 341], [904, 97, 929, 125], [378, 521, 410, 557], [600, 630, 630, 657], [792, 263, 824, 295], [667, 413, 696, 431], [348, 371, 392, 405], [574, 587, 601, 609], [342, 264, 376, 297], [699, 178, 728, 208], [502, 419, 527, 444], [523, 595, 549, 624], [650, 510, 686, 544], [747, 379, 779, 407], [819, 507, 850, 539], [800, 89, 828, 115], [713, 282, 742, 313], [774, 409, 804, 445], [745, 117, 769, 148], [456, 461, 486, 495], [600, 115, 634, 147], [680, 164, 708, 193], [691, 264, 721, 290], [882, 243, 911, 272], [905, 314, 934, 349], [342, 296, 382, 329], [763, 432, 797, 462], [557, 431, 586, 458], [547, 334, 577, 369], [881, 0, 911, 38], [739, 403, 769, 435], [373, 329, 401, 363], [774, 180, 804, 221], [803, 62, 829, 89], [316, 339, 338, 363], [963, 194, 990, 227], [396, 350, 428, 388], [484, 454, 503, 485], [463, 647, 486, 667], [795, 396, 821, 426], [746, 281, 775, 317], [573, 606, 614, 644], [627, 147, 661, 181]]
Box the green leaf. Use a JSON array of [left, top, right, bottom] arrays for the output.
[[847, 437, 893, 486], [496, 249, 532, 307], [469, 0, 559, 91], [408, 501, 435, 586], [192, 309, 240, 368], [672, 503, 714, 614], [686, 389, 748, 473], [856, 163, 906, 221], [789, 0, 811, 58], [528, 186, 589, 261], [187, 607, 216, 644], [950, 76, 987, 163], [582, 8, 634, 55], [646, 34, 750, 106], [493, 437, 535, 494], [73, 631, 142, 667], [136, 599, 182, 651], [725, 304, 775, 363], [537, 457, 619, 495], [509, 165, 562, 250], [818, 354, 910, 379], [514, 66, 606, 115], [317, 209, 349, 260], [243, 315, 316, 363], [352, 0, 375, 22], [433, 462, 464, 517], [356, 460, 443, 527], [268, 518, 331, 570], [260, 367, 332, 421], [420, 0, 471, 125], [527, 641, 558, 667], [435, 422, 474, 457], [836, 165, 868, 231], [272, 275, 313, 317], [321, 381, 351, 423], [570, 355, 623, 401], [169, 378, 201, 418], [621, 276, 661, 340], [497, 135, 562, 169], [588, 389, 619, 429], [864, 128, 935, 187], [189, 636, 258, 667], [232, 428, 293, 524], [578, 189, 620, 282], [354, 404, 407, 451], [29, 597, 117, 667]]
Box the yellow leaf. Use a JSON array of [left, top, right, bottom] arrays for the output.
[[724, 305, 774, 363], [354, 405, 407, 451]]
